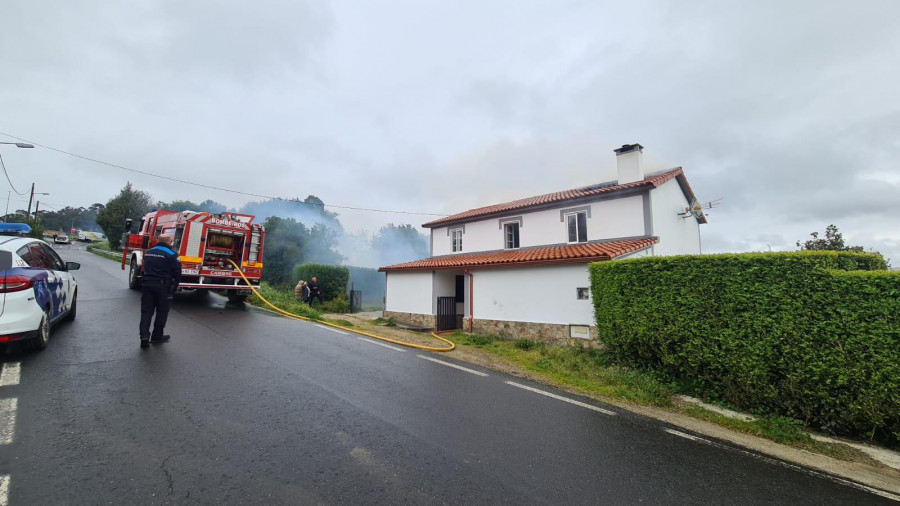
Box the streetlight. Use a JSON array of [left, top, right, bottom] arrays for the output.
[[0, 142, 35, 221]]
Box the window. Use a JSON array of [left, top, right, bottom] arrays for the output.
[[566, 212, 587, 243], [504, 223, 520, 249], [40, 244, 66, 270], [452, 229, 463, 252], [576, 287, 590, 300]]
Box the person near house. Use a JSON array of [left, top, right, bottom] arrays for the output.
[[307, 276, 323, 306], [139, 234, 181, 348], [295, 279, 310, 303]]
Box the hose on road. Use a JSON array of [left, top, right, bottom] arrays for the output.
[[228, 260, 455, 352]]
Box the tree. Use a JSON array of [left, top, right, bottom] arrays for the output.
[[96, 182, 154, 250], [796, 224, 863, 252], [371, 224, 428, 266], [797, 224, 890, 267], [260, 216, 309, 286]]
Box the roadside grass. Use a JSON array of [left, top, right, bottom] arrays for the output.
[[447, 331, 880, 465], [249, 283, 323, 320], [87, 242, 121, 262], [449, 332, 673, 406], [373, 317, 397, 327], [679, 406, 875, 464]]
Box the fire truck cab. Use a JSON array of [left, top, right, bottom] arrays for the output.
[[122, 210, 265, 303]]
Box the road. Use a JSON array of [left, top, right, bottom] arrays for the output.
[[0, 247, 895, 505]]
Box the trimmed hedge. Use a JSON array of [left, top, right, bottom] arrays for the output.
[[293, 263, 349, 301], [590, 251, 899, 446]]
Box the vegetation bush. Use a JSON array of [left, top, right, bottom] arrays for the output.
[[293, 263, 349, 301], [590, 251, 900, 446], [319, 297, 350, 314]]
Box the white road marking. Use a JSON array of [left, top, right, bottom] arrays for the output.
[[314, 324, 348, 335], [664, 428, 900, 502], [0, 363, 20, 387], [417, 355, 489, 377], [505, 381, 616, 415], [357, 337, 406, 352], [0, 474, 8, 506], [0, 398, 17, 445], [665, 428, 711, 442]]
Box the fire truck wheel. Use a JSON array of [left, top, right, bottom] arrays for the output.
[[128, 259, 142, 290], [227, 294, 247, 304]]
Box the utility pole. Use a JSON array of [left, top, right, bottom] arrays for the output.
[[26, 183, 34, 218]]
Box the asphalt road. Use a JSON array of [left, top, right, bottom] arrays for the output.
[[0, 247, 895, 505]]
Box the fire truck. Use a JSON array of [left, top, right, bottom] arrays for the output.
[[121, 210, 265, 303]]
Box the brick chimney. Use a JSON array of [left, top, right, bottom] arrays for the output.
[[614, 143, 644, 184]]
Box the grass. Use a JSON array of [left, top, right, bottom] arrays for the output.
[[448, 331, 673, 406], [373, 317, 397, 327], [680, 406, 870, 462], [249, 283, 323, 320]]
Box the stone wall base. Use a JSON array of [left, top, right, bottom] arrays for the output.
[[472, 318, 597, 344], [385, 311, 598, 345], [384, 311, 436, 330]]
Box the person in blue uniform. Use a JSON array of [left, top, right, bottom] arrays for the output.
[[139, 234, 181, 348]]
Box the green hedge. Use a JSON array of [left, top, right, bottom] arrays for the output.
[[292, 263, 349, 301], [590, 251, 899, 446]]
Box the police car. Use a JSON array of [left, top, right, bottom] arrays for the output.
[[0, 225, 80, 349]]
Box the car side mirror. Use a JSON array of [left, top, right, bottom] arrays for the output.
[[66, 261, 81, 271], [124, 218, 133, 233]]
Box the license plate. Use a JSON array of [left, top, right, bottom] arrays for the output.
[[183, 269, 199, 275], [207, 270, 233, 277]]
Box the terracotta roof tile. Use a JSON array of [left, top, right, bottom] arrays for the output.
[[423, 168, 686, 228], [379, 237, 658, 272]]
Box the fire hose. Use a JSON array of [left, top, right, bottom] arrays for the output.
[[227, 260, 455, 352]]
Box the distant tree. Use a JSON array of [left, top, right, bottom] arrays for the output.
[[797, 224, 890, 267], [371, 224, 428, 266], [796, 224, 863, 252], [23, 217, 44, 239], [96, 182, 154, 249], [261, 216, 309, 286], [304, 223, 343, 265]]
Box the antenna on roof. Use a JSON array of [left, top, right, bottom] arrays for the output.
[[678, 198, 723, 219]]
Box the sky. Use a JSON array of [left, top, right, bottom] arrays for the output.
[[1, 0, 898, 264]]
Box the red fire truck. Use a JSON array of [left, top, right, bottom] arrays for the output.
[[121, 210, 265, 303]]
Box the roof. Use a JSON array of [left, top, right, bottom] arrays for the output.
[[379, 237, 658, 272], [422, 167, 706, 228]]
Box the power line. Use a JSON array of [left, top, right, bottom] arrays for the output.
[[0, 153, 27, 195], [0, 131, 448, 217]]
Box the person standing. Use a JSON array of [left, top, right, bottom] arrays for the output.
[[307, 276, 323, 306], [295, 279, 309, 303], [139, 234, 181, 348]]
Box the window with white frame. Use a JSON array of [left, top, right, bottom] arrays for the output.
[[504, 222, 520, 249], [566, 211, 587, 243], [451, 229, 463, 252]]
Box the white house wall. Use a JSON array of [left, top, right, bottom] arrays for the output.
[[431, 195, 647, 256], [472, 265, 594, 326], [384, 272, 433, 314], [431, 271, 457, 314], [650, 180, 701, 255]]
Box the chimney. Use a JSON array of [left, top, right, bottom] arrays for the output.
[[614, 143, 644, 184]]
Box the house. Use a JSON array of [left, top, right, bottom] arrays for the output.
[[378, 144, 706, 341]]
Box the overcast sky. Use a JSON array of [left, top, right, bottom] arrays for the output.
[[1, 1, 898, 263]]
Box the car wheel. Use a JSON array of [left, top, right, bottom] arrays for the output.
[[128, 259, 141, 290], [65, 291, 77, 321], [33, 309, 50, 350]]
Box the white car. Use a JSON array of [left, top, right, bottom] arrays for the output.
[[54, 235, 70, 245], [0, 236, 80, 350]]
